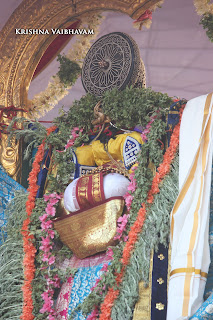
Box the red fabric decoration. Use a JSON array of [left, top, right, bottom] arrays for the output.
[[133, 10, 152, 23], [33, 20, 81, 78]]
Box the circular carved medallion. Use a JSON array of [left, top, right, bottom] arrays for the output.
[[81, 32, 145, 97]]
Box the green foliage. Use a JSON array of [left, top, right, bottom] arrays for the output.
[[200, 13, 213, 42], [57, 54, 81, 87], [70, 100, 185, 316], [7, 117, 47, 160], [5, 87, 180, 318], [29, 197, 74, 318], [111, 156, 179, 320], [0, 192, 28, 320], [102, 86, 172, 128]]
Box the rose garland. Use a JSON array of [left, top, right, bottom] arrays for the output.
[[21, 126, 56, 320], [98, 105, 184, 320]]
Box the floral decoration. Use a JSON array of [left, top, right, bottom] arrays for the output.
[[98, 105, 185, 320], [39, 193, 62, 319], [21, 126, 56, 320], [194, 0, 213, 15], [194, 0, 213, 42]]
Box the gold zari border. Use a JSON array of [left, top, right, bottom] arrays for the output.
[[170, 268, 208, 278]]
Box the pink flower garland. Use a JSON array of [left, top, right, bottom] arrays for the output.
[[65, 127, 83, 149], [39, 193, 62, 319], [141, 113, 158, 142]]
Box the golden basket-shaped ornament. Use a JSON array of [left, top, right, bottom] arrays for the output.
[[54, 197, 125, 259]]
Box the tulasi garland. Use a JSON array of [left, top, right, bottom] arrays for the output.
[[8, 87, 173, 196], [68, 100, 186, 319], [98, 105, 184, 320], [21, 126, 56, 320], [7, 87, 181, 319]]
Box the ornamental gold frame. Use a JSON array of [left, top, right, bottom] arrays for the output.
[[0, 0, 161, 181]]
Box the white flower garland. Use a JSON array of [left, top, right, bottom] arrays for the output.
[[194, 0, 213, 15]]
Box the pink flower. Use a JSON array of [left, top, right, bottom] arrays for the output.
[[48, 256, 56, 265], [40, 236, 53, 252], [40, 291, 54, 313], [43, 194, 50, 202], [41, 220, 53, 230], [45, 203, 56, 216], [114, 214, 129, 240], [48, 229, 55, 239], [91, 278, 102, 291], [39, 213, 48, 222], [41, 236, 51, 246], [56, 149, 65, 153], [106, 247, 114, 259], [43, 193, 56, 201], [49, 198, 59, 206], [42, 253, 50, 262], [127, 179, 137, 192], [141, 133, 147, 142], [53, 274, 60, 288], [87, 306, 99, 320], [73, 127, 79, 131], [65, 140, 74, 149], [123, 193, 134, 210], [101, 263, 108, 272]]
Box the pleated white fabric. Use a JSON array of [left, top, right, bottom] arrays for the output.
[[167, 93, 213, 320]]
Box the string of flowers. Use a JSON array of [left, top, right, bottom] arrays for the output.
[[194, 0, 213, 42], [30, 13, 104, 117], [21, 126, 56, 320], [38, 126, 85, 319], [194, 0, 213, 15], [39, 193, 62, 319], [98, 105, 185, 320], [65, 127, 83, 149]]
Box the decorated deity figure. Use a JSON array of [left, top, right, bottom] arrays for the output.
[[51, 33, 180, 320], [2, 32, 213, 320]]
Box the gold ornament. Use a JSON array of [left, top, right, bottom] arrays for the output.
[[158, 253, 165, 260], [157, 277, 164, 285], [156, 303, 165, 311]]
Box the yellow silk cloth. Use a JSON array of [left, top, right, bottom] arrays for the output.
[[75, 132, 143, 167]]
